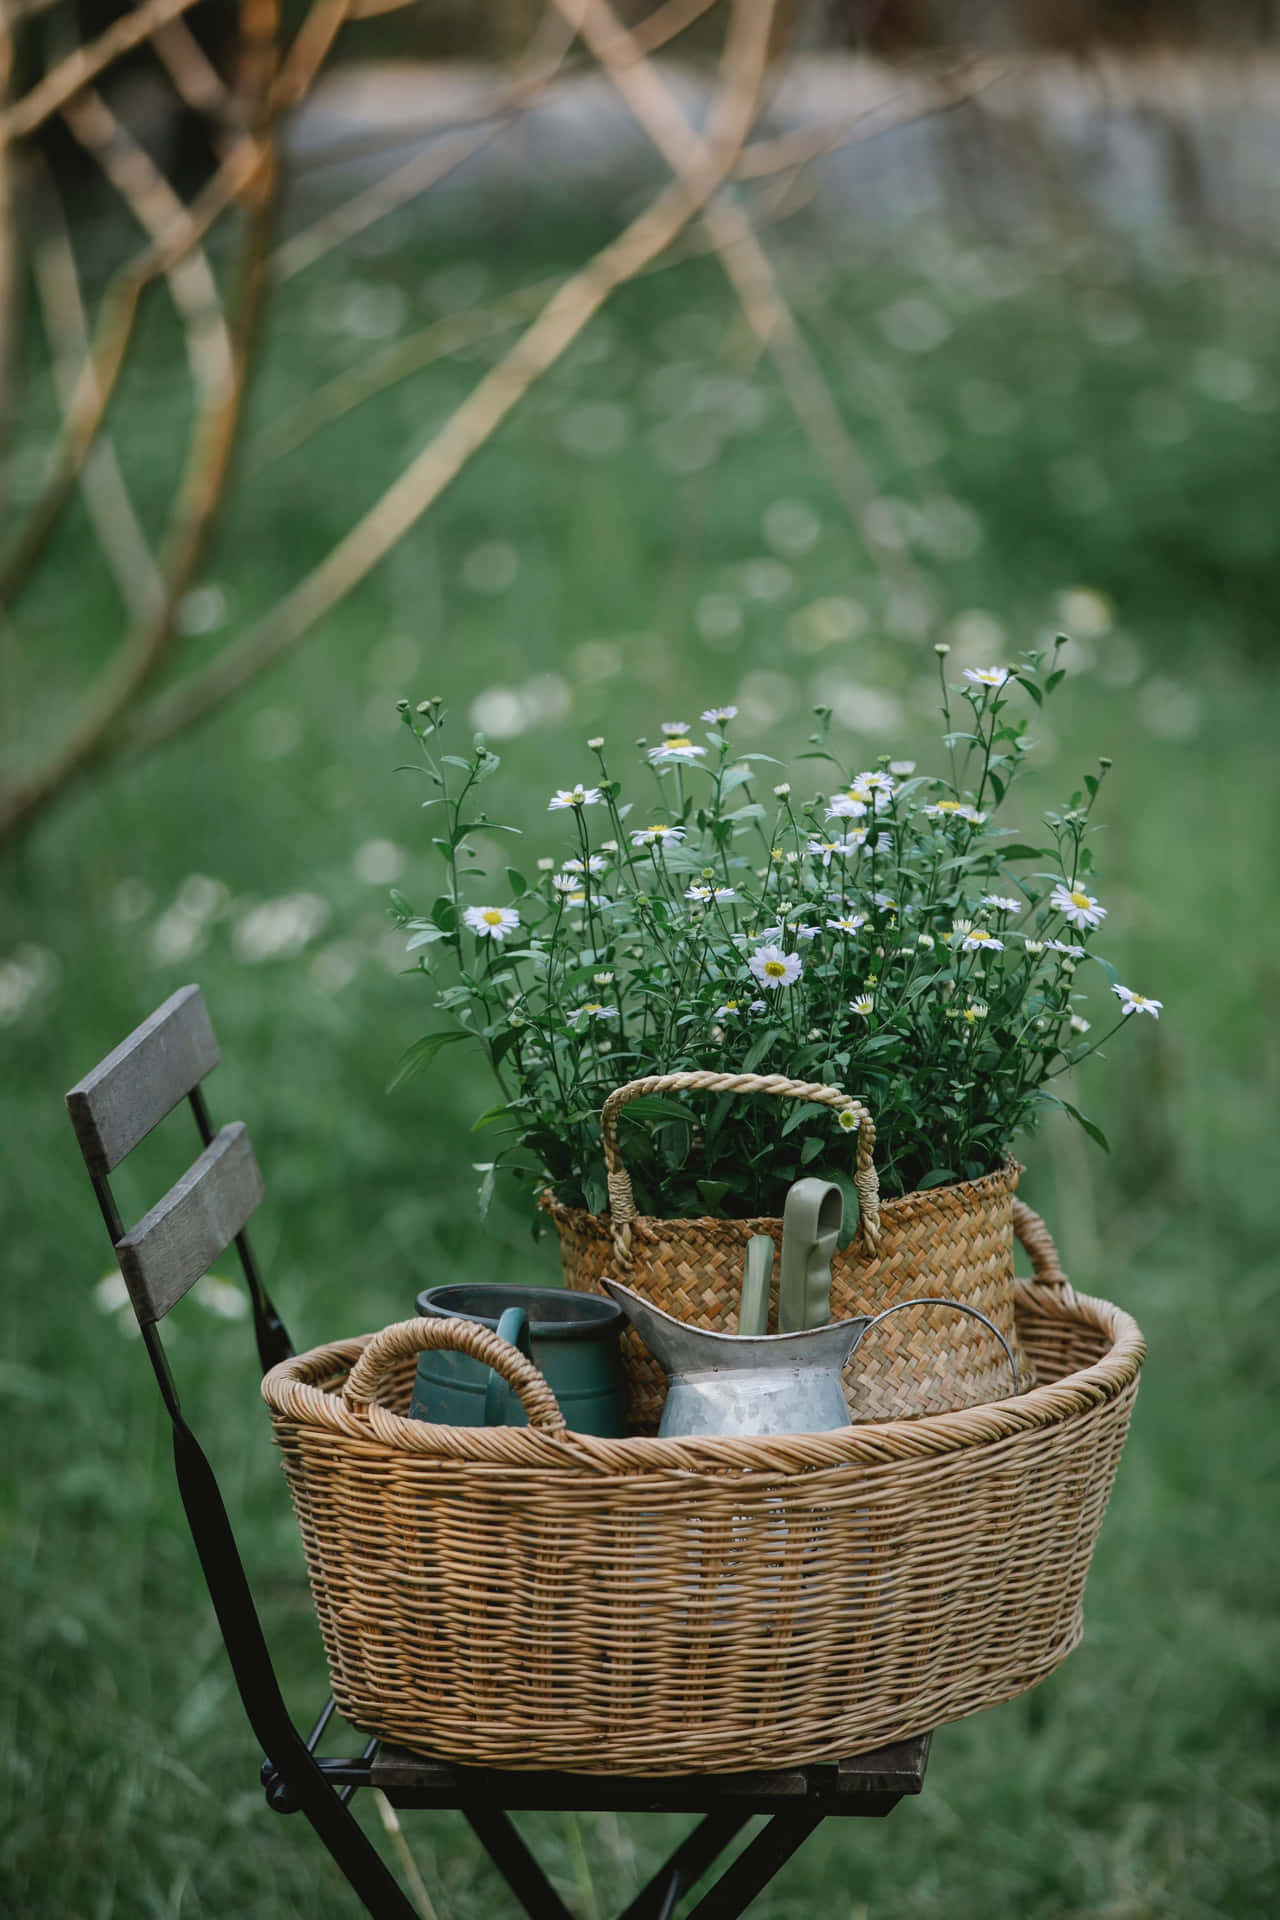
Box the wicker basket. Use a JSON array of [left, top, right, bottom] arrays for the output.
[[262, 1203, 1143, 1775], [544, 1070, 1029, 1426]]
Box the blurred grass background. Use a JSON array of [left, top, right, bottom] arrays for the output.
[[4, 97, 1280, 1920]]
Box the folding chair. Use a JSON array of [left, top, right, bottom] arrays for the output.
[[66, 984, 930, 1920]]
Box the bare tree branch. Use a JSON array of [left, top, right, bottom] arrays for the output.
[[30, 164, 164, 622], [0, 0, 280, 845], [150, 18, 231, 122], [0, 133, 264, 609], [61, 86, 235, 397], [2, 0, 204, 140], [122, 0, 780, 758], [557, 0, 924, 594]]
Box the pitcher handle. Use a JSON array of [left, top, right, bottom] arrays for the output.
[[484, 1307, 533, 1427], [862, 1296, 1020, 1397]]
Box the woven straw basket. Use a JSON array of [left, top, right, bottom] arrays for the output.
[[262, 1204, 1143, 1775], [544, 1070, 1029, 1426]]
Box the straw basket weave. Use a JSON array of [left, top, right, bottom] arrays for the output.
[[544, 1071, 1029, 1426], [262, 1204, 1143, 1775]]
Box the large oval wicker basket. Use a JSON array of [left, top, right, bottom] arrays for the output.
[[544, 1070, 1029, 1426], [262, 1204, 1143, 1775]]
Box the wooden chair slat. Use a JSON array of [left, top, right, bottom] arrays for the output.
[[116, 1122, 264, 1324], [65, 984, 219, 1176]]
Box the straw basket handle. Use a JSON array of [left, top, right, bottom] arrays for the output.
[[601, 1071, 880, 1267], [1013, 1200, 1073, 1296], [342, 1317, 569, 1435]]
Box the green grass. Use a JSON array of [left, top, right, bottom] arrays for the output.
[[2, 189, 1279, 1916]]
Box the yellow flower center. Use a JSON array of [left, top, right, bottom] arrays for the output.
[[582, 1003, 602, 1014], [763, 960, 787, 978], [936, 799, 961, 812], [665, 737, 692, 750], [482, 909, 504, 925], [1069, 890, 1092, 910]]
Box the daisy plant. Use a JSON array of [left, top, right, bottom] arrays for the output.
[[390, 649, 1161, 1224]]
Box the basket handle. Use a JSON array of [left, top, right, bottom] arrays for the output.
[[1012, 1200, 1071, 1293], [601, 1071, 880, 1267], [342, 1317, 569, 1435]]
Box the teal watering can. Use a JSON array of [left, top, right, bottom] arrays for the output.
[[410, 1283, 626, 1436]]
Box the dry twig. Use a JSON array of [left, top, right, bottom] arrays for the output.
[[1, 0, 203, 140], [123, 0, 779, 757]]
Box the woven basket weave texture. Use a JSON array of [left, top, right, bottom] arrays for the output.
[[545, 1071, 1029, 1425], [262, 1204, 1143, 1775]]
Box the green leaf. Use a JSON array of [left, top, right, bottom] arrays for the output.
[[916, 1168, 957, 1190], [1061, 1102, 1110, 1153], [696, 1179, 732, 1214], [1000, 844, 1052, 862], [506, 867, 528, 896], [387, 1030, 469, 1092], [471, 1101, 514, 1132], [431, 895, 456, 933], [742, 1028, 777, 1073], [405, 927, 449, 951], [800, 1135, 826, 1166]]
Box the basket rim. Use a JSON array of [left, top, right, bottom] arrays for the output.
[[263, 1279, 1145, 1479], [539, 1156, 1023, 1238]]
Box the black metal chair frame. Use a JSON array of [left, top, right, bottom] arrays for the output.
[[66, 985, 930, 1920]]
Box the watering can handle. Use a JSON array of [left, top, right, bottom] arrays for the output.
[[484, 1308, 533, 1427], [862, 1297, 1021, 1397], [599, 1071, 880, 1267], [343, 1316, 568, 1434]]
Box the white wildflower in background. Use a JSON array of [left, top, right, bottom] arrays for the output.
[[825, 790, 868, 820], [981, 895, 1022, 914], [837, 1108, 860, 1131], [1070, 1014, 1091, 1033], [593, 972, 614, 985], [961, 929, 1004, 954], [856, 770, 896, 796], [889, 760, 916, 776], [749, 945, 802, 990], [563, 854, 607, 875], [552, 876, 586, 899], [714, 999, 743, 1019], [631, 823, 686, 847], [850, 996, 875, 1017], [569, 1002, 618, 1024], [536, 857, 555, 872], [950, 919, 974, 944], [1050, 881, 1107, 930], [961, 1002, 989, 1023], [917, 932, 936, 950], [827, 914, 868, 934], [548, 785, 602, 810], [1046, 938, 1086, 958], [463, 905, 520, 942], [1024, 938, 1046, 954], [648, 733, 707, 765], [1112, 985, 1162, 1019], [773, 782, 791, 798], [923, 799, 987, 824], [660, 720, 690, 735], [748, 999, 767, 1014], [964, 666, 1011, 689], [700, 705, 738, 723]]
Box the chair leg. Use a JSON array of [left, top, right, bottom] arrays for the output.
[[465, 1807, 578, 1920], [681, 1813, 824, 1920], [616, 1813, 751, 1920], [287, 1769, 424, 1920]]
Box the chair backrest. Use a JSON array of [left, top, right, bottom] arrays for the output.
[[66, 984, 291, 1380]]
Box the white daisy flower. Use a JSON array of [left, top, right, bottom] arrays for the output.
[[849, 996, 875, 1017], [685, 885, 713, 903], [536, 857, 555, 872], [714, 999, 742, 1018], [587, 736, 605, 750], [563, 854, 607, 874], [1112, 985, 1162, 1019], [749, 945, 802, 990], [1050, 881, 1107, 930], [961, 928, 1004, 954], [827, 914, 868, 934], [917, 932, 936, 950], [600, 839, 618, 853], [548, 784, 602, 810], [807, 837, 849, 868], [660, 720, 690, 736], [1046, 938, 1086, 958], [569, 1001, 618, 1023], [552, 875, 587, 901], [981, 895, 1022, 914], [773, 782, 791, 798], [825, 791, 868, 820], [648, 734, 707, 764], [748, 999, 768, 1014], [961, 1001, 989, 1022], [593, 971, 614, 985], [836, 1108, 861, 1131], [963, 665, 1011, 689], [1069, 1014, 1091, 1033], [889, 760, 916, 776], [855, 770, 896, 796], [871, 892, 898, 911], [462, 905, 520, 942], [791, 923, 821, 942], [700, 705, 738, 723], [631, 823, 686, 847], [949, 919, 974, 943], [923, 799, 987, 824], [1023, 938, 1046, 954]]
